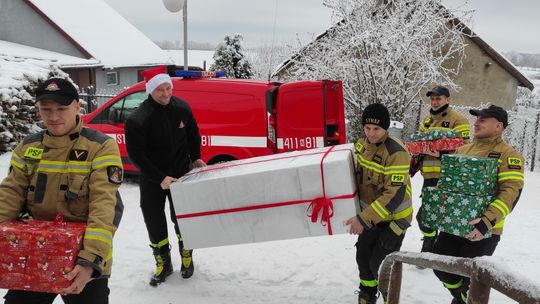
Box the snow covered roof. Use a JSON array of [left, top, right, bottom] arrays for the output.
[[0, 40, 101, 68], [0, 53, 65, 93], [27, 0, 172, 68]]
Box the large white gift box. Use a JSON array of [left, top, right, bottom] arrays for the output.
[[170, 144, 359, 249]]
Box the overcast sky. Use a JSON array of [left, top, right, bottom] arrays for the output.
[[104, 0, 540, 53]]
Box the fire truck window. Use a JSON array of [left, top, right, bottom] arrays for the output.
[[118, 92, 147, 123]]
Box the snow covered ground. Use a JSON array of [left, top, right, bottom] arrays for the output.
[[0, 152, 538, 303]]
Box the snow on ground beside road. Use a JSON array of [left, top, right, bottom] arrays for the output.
[[0, 152, 538, 303]]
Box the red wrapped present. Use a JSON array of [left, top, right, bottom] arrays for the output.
[[406, 138, 464, 155], [0, 215, 86, 293]]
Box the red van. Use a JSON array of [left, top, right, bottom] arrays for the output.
[[82, 71, 346, 173]]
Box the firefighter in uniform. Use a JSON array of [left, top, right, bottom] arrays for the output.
[[124, 66, 206, 286], [411, 86, 471, 253], [431, 105, 524, 304], [0, 78, 124, 304], [345, 103, 413, 304]]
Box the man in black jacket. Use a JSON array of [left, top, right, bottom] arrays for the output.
[[125, 66, 206, 286]]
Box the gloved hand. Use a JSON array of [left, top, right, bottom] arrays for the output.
[[378, 222, 404, 251]]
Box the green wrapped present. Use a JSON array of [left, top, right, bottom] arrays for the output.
[[439, 154, 498, 196], [409, 129, 457, 141], [439, 191, 493, 238], [421, 187, 493, 238], [420, 187, 444, 230]]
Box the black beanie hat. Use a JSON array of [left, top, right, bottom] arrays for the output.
[[362, 103, 390, 130]]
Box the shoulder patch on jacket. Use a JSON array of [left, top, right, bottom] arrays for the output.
[[384, 136, 406, 155], [22, 131, 45, 144], [507, 157, 522, 170], [442, 121, 450, 128], [80, 128, 111, 144], [107, 166, 123, 184], [391, 174, 405, 185]]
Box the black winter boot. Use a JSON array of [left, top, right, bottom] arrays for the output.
[[356, 286, 377, 304], [149, 245, 173, 286], [448, 286, 467, 304], [180, 247, 194, 279]]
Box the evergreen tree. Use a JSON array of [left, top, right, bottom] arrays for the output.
[[210, 34, 253, 79]]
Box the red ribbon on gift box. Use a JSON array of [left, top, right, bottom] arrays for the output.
[[176, 146, 357, 235]]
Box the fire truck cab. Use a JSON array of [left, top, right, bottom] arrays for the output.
[[81, 70, 346, 174]]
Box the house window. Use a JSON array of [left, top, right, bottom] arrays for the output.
[[106, 72, 119, 86]]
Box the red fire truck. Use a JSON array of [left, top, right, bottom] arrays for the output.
[[81, 70, 346, 173]]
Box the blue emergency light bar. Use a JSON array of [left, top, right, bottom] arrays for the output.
[[174, 70, 225, 78]]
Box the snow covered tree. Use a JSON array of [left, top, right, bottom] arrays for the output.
[[246, 42, 300, 80], [210, 34, 254, 79], [282, 0, 471, 139]]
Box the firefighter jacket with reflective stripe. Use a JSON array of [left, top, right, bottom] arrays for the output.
[[455, 135, 524, 236], [125, 95, 201, 184], [419, 106, 471, 180], [354, 133, 413, 233], [0, 118, 124, 277]]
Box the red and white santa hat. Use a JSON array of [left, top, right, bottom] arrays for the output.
[[141, 66, 173, 94]]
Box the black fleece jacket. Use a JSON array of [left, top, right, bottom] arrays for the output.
[[124, 95, 201, 183]]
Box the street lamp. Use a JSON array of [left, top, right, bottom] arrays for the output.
[[162, 0, 188, 70]]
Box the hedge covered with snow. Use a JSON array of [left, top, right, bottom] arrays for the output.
[[0, 54, 69, 151]]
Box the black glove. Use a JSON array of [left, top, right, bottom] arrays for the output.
[[378, 222, 404, 251], [409, 155, 423, 177]]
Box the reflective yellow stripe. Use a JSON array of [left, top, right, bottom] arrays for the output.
[[385, 168, 409, 175], [427, 127, 451, 131], [444, 280, 463, 290], [92, 155, 122, 169], [360, 279, 378, 287], [498, 171, 524, 182], [490, 199, 510, 217], [393, 205, 413, 220], [406, 185, 412, 198], [151, 238, 170, 249], [357, 154, 409, 175], [10, 152, 26, 169], [422, 166, 441, 173], [493, 219, 505, 229], [357, 154, 385, 174], [85, 228, 113, 247], [453, 124, 470, 132], [37, 160, 92, 173], [372, 200, 390, 219], [422, 230, 437, 237], [389, 221, 403, 235]]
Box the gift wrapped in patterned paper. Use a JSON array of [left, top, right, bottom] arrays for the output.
[[439, 154, 498, 196], [406, 138, 464, 155], [421, 187, 493, 238], [439, 191, 493, 238], [0, 217, 86, 293], [408, 129, 457, 142], [420, 187, 444, 230]]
